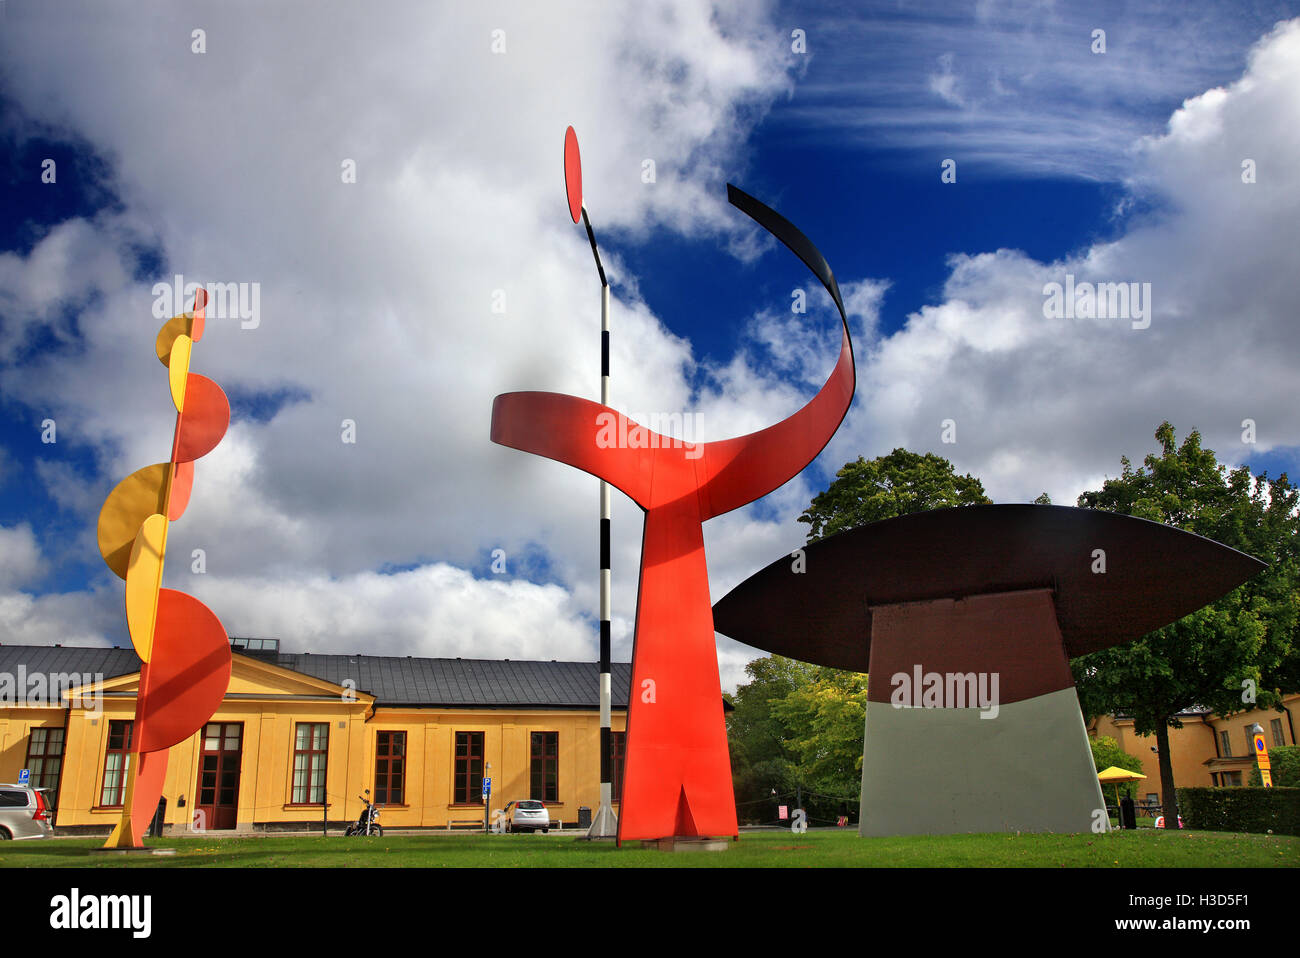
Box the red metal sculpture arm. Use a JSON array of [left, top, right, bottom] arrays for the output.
[[695, 185, 856, 520], [490, 392, 656, 508], [490, 185, 855, 519]]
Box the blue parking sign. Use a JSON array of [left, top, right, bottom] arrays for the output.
[[482, 777, 491, 796], [18, 769, 30, 785]]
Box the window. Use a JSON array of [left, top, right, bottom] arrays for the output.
[[610, 731, 626, 801], [454, 732, 484, 804], [100, 721, 133, 807], [1271, 718, 1285, 747], [26, 727, 64, 801], [292, 723, 328, 804], [1245, 724, 1259, 756], [530, 732, 558, 802], [1219, 730, 1232, 757], [375, 731, 406, 804]]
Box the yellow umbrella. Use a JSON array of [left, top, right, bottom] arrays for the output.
[[1098, 765, 1147, 806]]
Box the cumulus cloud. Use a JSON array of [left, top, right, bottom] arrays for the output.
[[0, 524, 46, 590]]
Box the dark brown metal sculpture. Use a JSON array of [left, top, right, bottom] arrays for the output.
[[713, 504, 1265, 835]]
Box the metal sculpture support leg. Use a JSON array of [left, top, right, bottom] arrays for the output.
[[859, 589, 1107, 836]]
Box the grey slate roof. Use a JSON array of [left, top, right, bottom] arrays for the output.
[[0, 644, 632, 710], [278, 654, 633, 709]]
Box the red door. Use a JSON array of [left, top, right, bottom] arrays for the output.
[[196, 722, 242, 830]]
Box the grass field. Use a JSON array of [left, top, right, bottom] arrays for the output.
[[2, 827, 1295, 868]]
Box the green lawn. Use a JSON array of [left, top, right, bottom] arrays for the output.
[[2, 828, 1295, 867]]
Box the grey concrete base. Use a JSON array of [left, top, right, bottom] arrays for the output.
[[639, 837, 730, 852], [586, 801, 619, 839], [859, 687, 1108, 836]]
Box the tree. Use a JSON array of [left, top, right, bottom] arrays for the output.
[[797, 448, 991, 542], [725, 656, 818, 823], [1072, 422, 1300, 819], [726, 655, 867, 825], [772, 668, 869, 811]]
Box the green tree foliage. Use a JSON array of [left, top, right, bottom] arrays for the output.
[[725, 656, 867, 825], [1089, 735, 1146, 800], [726, 655, 816, 819], [1072, 422, 1300, 817], [797, 448, 991, 542], [772, 669, 869, 797]]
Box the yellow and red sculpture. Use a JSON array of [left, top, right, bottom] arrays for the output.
[[96, 289, 232, 848]]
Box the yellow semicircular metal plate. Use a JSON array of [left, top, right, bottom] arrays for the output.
[[125, 513, 168, 662], [97, 463, 170, 579], [169, 335, 193, 411], [155, 313, 192, 366]]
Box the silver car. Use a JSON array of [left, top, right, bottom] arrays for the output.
[[506, 799, 550, 834], [0, 784, 53, 840]]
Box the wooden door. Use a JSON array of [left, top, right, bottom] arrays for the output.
[[197, 722, 242, 830]]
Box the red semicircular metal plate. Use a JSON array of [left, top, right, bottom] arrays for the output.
[[564, 126, 582, 224], [135, 589, 231, 754], [128, 749, 169, 844], [174, 374, 230, 463], [191, 288, 207, 342], [168, 460, 194, 520]]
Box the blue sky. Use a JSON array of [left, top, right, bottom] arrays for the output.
[[2, 1, 1298, 690]]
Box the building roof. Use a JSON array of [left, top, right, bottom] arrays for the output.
[[0, 644, 633, 710]]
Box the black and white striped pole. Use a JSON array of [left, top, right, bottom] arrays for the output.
[[567, 126, 618, 839]]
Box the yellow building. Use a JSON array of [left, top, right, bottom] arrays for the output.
[[0, 641, 629, 834], [1088, 695, 1298, 805]]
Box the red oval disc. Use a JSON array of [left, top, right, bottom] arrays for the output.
[[564, 126, 582, 224]]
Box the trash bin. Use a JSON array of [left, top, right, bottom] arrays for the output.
[[149, 797, 167, 838], [578, 806, 592, 828], [1119, 796, 1136, 830]]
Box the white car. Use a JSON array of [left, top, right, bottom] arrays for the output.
[[0, 784, 54, 840], [506, 800, 550, 833]]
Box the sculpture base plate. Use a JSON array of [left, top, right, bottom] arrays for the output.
[[89, 846, 176, 856], [639, 836, 730, 852]]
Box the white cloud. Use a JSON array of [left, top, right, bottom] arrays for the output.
[[0, 524, 46, 591]]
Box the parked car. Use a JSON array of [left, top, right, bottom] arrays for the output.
[[0, 784, 53, 840], [505, 799, 550, 834]]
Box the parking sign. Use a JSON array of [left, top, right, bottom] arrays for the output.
[[18, 768, 30, 785]]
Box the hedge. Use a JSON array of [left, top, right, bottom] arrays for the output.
[[1177, 785, 1300, 836]]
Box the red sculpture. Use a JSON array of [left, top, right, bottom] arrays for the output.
[[492, 186, 855, 842]]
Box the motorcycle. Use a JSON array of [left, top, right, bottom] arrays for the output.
[[344, 789, 383, 837]]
